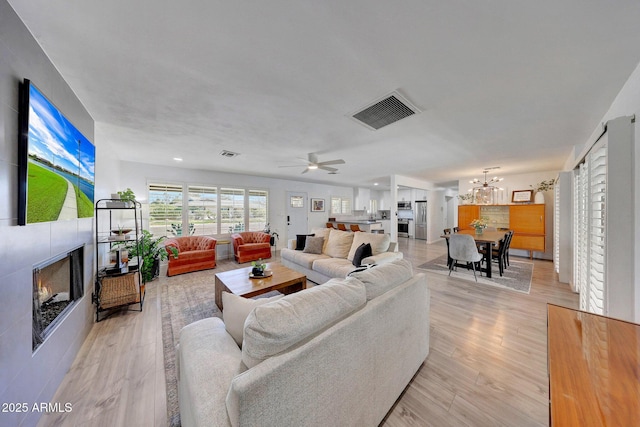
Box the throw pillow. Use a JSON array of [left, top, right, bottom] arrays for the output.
[[352, 243, 372, 266], [346, 232, 391, 261], [221, 291, 284, 347], [302, 236, 324, 254], [324, 229, 355, 258], [295, 234, 314, 251]]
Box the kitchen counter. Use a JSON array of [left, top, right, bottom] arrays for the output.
[[329, 220, 384, 233]]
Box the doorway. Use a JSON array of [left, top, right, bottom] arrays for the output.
[[286, 192, 308, 240]]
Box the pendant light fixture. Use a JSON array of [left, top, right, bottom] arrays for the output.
[[469, 169, 503, 204]]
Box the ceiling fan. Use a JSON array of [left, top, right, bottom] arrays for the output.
[[278, 153, 345, 174]]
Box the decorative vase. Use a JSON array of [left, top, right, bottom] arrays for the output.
[[252, 267, 264, 276], [475, 227, 484, 235], [534, 191, 545, 204]]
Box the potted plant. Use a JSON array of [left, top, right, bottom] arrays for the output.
[[107, 188, 136, 208], [530, 179, 556, 204], [469, 217, 489, 234], [263, 223, 279, 246], [458, 193, 475, 205], [118, 230, 177, 282], [251, 259, 267, 276]]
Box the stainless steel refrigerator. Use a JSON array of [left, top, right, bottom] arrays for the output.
[[414, 201, 427, 240]]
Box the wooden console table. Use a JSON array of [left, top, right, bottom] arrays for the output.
[[547, 304, 640, 426]]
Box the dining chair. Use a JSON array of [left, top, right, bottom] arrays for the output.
[[448, 234, 483, 281], [443, 228, 451, 235], [453, 227, 459, 233], [350, 224, 362, 232], [480, 232, 510, 276], [503, 230, 514, 267], [337, 223, 347, 231]]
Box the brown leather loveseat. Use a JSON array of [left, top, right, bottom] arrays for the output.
[[231, 232, 272, 263], [164, 236, 217, 276]]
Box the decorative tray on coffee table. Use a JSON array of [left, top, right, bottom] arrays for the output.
[[249, 271, 273, 279]]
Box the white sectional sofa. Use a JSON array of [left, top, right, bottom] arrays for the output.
[[177, 259, 430, 427], [280, 228, 403, 284]]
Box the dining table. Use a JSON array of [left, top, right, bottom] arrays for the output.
[[441, 229, 511, 279]]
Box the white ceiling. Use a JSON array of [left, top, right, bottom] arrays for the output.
[[9, 0, 640, 189]]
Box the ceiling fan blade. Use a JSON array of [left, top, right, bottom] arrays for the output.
[[278, 164, 307, 168], [319, 165, 338, 172], [307, 153, 318, 164], [301, 168, 310, 174], [317, 159, 345, 166]]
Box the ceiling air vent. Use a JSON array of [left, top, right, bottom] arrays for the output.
[[220, 150, 240, 158], [350, 91, 421, 130]]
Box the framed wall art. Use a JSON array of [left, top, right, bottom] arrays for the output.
[[311, 198, 325, 212], [512, 190, 533, 203]]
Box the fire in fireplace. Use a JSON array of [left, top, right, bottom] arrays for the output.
[[32, 245, 84, 351]]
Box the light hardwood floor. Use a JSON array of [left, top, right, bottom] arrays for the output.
[[38, 238, 577, 427]]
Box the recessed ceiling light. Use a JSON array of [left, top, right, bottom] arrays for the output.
[[374, 183, 379, 186], [173, 157, 183, 162]]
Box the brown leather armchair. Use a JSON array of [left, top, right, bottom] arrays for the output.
[[231, 232, 272, 263], [164, 236, 217, 276]]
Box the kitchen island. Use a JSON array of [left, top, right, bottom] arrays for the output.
[[329, 220, 384, 233]]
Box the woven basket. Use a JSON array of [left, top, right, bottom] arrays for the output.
[[100, 274, 139, 309]]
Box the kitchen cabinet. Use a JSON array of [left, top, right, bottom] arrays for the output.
[[457, 205, 480, 230]]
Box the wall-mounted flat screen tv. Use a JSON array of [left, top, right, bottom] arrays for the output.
[[18, 79, 95, 225]]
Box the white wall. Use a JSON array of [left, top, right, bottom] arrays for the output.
[[563, 60, 640, 322], [118, 161, 354, 249]]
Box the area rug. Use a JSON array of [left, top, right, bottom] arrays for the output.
[[160, 269, 222, 427], [160, 268, 281, 427], [416, 254, 533, 294]]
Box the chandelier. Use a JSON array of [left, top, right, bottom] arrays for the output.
[[469, 170, 503, 205]]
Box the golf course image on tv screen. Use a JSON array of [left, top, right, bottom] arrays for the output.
[[19, 80, 95, 225]]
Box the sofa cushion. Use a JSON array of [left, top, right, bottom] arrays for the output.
[[348, 259, 414, 300], [242, 276, 366, 368], [324, 229, 354, 258], [310, 228, 332, 252], [302, 236, 324, 254], [281, 248, 330, 269], [295, 234, 314, 251], [352, 243, 372, 266], [222, 292, 284, 347], [312, 258, 360, 279], [347, 232, 391, 261]]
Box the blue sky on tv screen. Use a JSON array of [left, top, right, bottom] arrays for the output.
[[28, 84, 95, 183]]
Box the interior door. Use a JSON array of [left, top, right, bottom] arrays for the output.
[[286, 192, 308, 241]]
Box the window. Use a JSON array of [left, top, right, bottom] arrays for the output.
[[149, 183, 183, 237], [331, 197, 351, 215], [220, 188, 245, 233], [248, 190, 268, 231], [188, 186, 217, 236], [149, 184, 268, 235]]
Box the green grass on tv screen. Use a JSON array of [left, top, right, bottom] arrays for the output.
[[27, 162, 95, 222]]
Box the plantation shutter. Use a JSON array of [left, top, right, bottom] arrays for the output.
[[554, 183, 560, 274], [587, 142, 607, 314], [573, 136, 607, 315]]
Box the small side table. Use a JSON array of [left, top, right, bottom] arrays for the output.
[[217, 239, 232, 260]]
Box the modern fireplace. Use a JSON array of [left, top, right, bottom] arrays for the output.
[[32, 245, 84, 351]]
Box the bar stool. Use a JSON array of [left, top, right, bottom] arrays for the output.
[[350, 224, 362, 232], [326, 222, 335, 228], [337, 223, 347, 231], [443, 228, 451, 235]]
